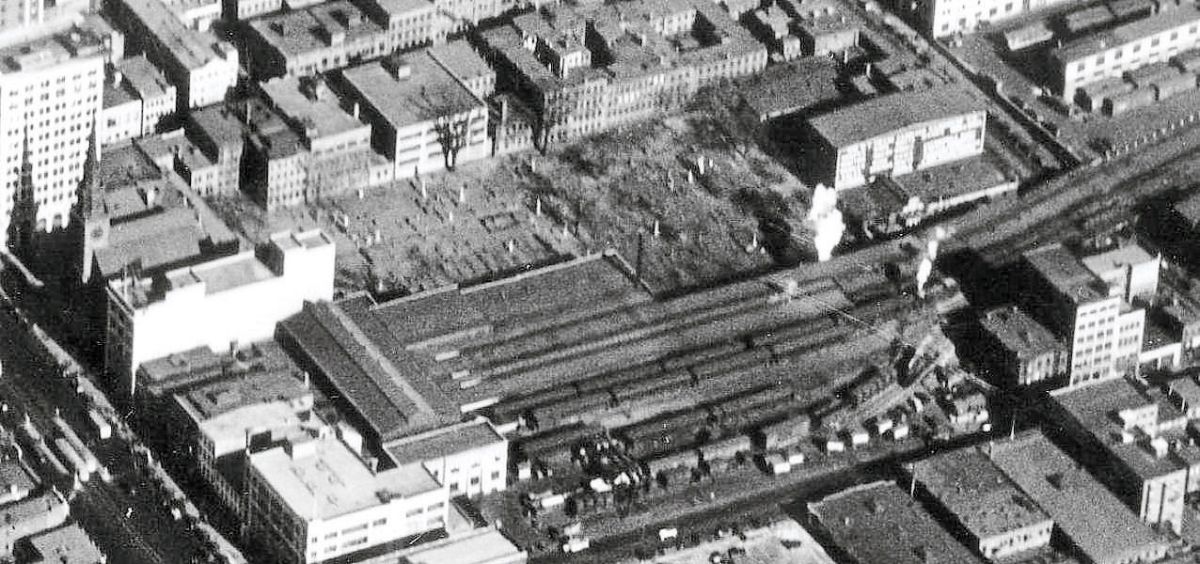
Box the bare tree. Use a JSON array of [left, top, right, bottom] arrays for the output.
[[433, 114, 471, 171]]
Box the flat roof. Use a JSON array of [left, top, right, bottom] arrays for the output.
[[1055, 7, 1200, 63], [1168, 376, 1200, 407], [737, 56, 842, 119], [0, 458, 37, 495], [912, 447, 1052, 541], [990, 433, 1169, 563], [385, 419, 504, 466], [1176, 190, 1200, 225], [980, 306, 1063, 359], [1023, 243, 1107, 303], [164, 250, 276, 295], [808, 481, 984, 564], [95, 208, 206, 277], [116, 55, 174, 99], [190, 105, 246, 149], [0, 27, 105, 74], [1081, 244, 1157, 278], [247, 1, 385, 58], [890, 157, 1010, 201], [807, 86, 984, 148], [26, 525, 104, 564], [118, 0, 234, 70], [367, 0, 434, 15], [260, 76, 366, 141], [138, 341, 299, 396], [179, 368, 310, 420], [249, 433, 441, 520], [1051, 377, 1192, 480], [196, 401, 309, 450], [342, 51, 483, 129], [427, 40, 494, 83]]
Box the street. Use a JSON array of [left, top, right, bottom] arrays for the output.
[[0, 304, 204, 564]]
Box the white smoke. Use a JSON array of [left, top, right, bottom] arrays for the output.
[[807, 183, 844, 262], [916, 227, 949, 298]]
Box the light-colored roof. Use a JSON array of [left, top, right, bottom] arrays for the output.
[[342, 51, 484, 129], [1023, 243, 1107, 304], [1081, 244, 1156, 278], [399, 529, 526, 564], [808, 481, 984, 564], [116, 55, 174, 99], [27, 525, 104, 564], [260, 76, 367, 141], [912, 447, 1052, 541], [118, 0, 234, 70], [247, 1, 385, 58], [249, 433, 441, 520], [196, 402, 308, 451], [990, 433, 1169, 564], [165, 251, 276, 295], [1055, 7, 1200, 63], [385, 419, 505, 466], [807, 86, 984, 148], [427, 40, 493, 83]]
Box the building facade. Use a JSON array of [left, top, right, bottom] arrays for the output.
[[103, 230, 335, 395], [0, 28, 105, 250], [1054, 8, 1200, 97], [978, 306, 1068, 387], [918, 0, 1073, 37], [807, 87, 986, 190]]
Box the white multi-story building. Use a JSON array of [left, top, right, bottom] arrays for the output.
[[1024, 244, 1150, 386], [103, 229, 335, 395], [1054, 8, 1200, 97], [384, 419, 509, 498], [0, 29, 105, 249], [244, 430, 449, 564], [807, 86, 986, 190], [918, 0, 1073, 37]]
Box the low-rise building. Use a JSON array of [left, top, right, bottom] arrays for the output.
[[807, 481, 985, 564], [243, 430, 448, 564], [243, 1, 394, 79], [0, 492, 69, 559], [1048, 377, 1200, 534], [384, 419, 508, 498], [355, 0, 442, 52], [990, 432, 1170, 564], [99, 57, 178, 145], [910, 446, 1053, 559], [917, 0, 1072, 37], [1053, 7, 1200, 98], [368, 527, 526, 564], [107, 0, 238, 109], [341, 51, 490, 180], [103, 229, 335, 395], [187, 105, 246, 196], [20, 525, 105, 564], [806, 86, 986, 190], [978, 306, 1068, 387], [1081, 244, 1161, 304]]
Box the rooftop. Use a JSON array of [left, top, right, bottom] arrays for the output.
[[385, 419, 504, 466], [117, 0, 235, 70], [247, 1, 386, 58], [808, 86, 983, 148], [427, 40, 494, 83], [0, 26, 105, 74], [1023, 243, 1107, 303], [889, 157, 1010, 202], [341, 51, 484, 128], [179, 368, 311, 420], [94, 208, 209, 278], [25, 525, 104, 564], [0, 458, 37, 497], [138, 341, 298, 396], [912, 447, 1052, 541], [989, 433, 1169, 564], [190, 105, 246, 149], [1175, 190, 1200, 225], [392, 528, 525, 564], [248, 432, 441, 521], [737, 56, 842, 120], [1051, 377, 1196, 480], [1055, 7, 1200, 63], [165, 250, 277, 295], [1168, 376, 1200, 408], [807, 481, 984, 564], [260, 76, 367, 142], [980, 306, 1063, 359], [1081, 244, 1157, 278], [115, 55, 174, 99]]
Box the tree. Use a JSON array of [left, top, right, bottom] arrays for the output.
[[433, 114, 471, 170], [535, 103, 566, 155]]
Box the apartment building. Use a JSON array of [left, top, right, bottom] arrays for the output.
[[0, 28, 105, 250], [99, 57, 177, 145], [1049, 377, 1200, 534], [243, 1, 394, 79], [256, 76, 391, 209], [107, 0, 238, 109], [354, 0, 442, 53], [910, 447, 1054, 559], [918, 0, 1073, 37], [103, 229, 335, 395], [1023, 244, 1147, 385], [478, 0, 767, 147], [978, 306, 1068, 387], [1054, 8, 1200, 97], [243, 430, 448, 564], [174, 368, 315, 517], [807, 86, 986, 190], [341, 51, 489, 179]]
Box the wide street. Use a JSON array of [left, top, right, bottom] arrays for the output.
[[0, 302, 204, 564]]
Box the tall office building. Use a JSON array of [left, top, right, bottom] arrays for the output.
[[0, 28, 105, 250], [0, 0, 43, 32]]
